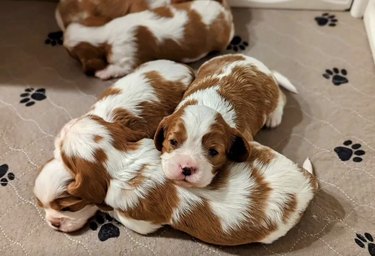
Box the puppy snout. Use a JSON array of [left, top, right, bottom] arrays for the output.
[[181, 166, 196, 176]]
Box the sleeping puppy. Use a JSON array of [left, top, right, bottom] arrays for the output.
[[154, 54, 298, 188], [37, 129, 318, 246], [55, 0, 190, 31], [33, 60, 194, 232], [63, 0, 234, 79]]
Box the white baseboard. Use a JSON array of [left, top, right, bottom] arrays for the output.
[[364, 0, 375, 63]]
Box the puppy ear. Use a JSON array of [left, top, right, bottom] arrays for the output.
[[227, 131, 251, 162], [64, 155, 109, 205], [154, 117, 169, 151]]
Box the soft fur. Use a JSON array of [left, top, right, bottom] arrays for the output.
[[154, 54, 298, 188], [34, 60, 194, 232], [55, 0, 188, 31], [63, 0, 234, 79], [39, 131, 318, 245]]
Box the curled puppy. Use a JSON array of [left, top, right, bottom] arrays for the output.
[[55, 0, 188, 31], [33, 60, 194, 232], [154, 54, 298, 188], [38, 131, 318, 246], [63, 0, 234, 79]]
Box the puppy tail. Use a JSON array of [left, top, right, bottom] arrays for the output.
[[272, 71, 298, 94], [302, 158, 313, 174]]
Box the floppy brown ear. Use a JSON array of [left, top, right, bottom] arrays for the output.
[[154, 117, 169, 151], [227, 131, 251, 162], [63, 154, 109, 205]]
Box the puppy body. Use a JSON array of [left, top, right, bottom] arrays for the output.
[[34, 60, 194, 232], [40, 132, 317, 245], [63, 0, 234, 79], [56, 0, 182, 30], [154, 54, 297, 187]]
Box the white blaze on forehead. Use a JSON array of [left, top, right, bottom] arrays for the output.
[[34, 159, 72, 205], [181, 105, 218, 146], [179, 86, 237, 128]]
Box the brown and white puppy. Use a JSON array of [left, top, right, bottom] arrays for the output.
[[154, 54, 298, 188], [55, 0, 189, 31], [37, 129, 318, 246], [63, 0, 234, 79], [33, 60, 194, 232]]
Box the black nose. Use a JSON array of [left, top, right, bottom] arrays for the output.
[[182, 167, 192, 176]]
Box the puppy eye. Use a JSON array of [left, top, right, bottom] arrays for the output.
[[208, 148, 219, 157], [169, 139, 178, 147], [61, 207, 71, 212]]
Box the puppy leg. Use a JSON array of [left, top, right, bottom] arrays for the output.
[[95, 64, 133, 80], [265, 91, 286, 128], [112, 210, 162, 235]]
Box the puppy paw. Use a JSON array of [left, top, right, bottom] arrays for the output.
[[265, 109, 283, 128], [95, 69, 114, 80]]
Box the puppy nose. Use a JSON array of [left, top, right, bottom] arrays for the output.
[[182, 167, 195, 176], [50, 220, 61, 228]]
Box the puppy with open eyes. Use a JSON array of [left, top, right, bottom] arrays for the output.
[[154, 53, 298, 188], [33, 60, 194, 232], [63, 0, 234, 79]]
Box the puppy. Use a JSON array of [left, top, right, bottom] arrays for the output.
[[55, 0, 188, 31], [154, 54, 298, 188], [38, 130, 318, 246], [63, 0, 234, 79], [33, 60, 194, 232]]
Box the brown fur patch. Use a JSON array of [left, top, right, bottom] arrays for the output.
[[68, 42, 110, 76], [50, 195, 89, 212], [121, 181, 179, 225], [134, 2, 232, 67], [97, 87, 121, 101], [152, 6, 174, 17], [61, 143, 110, 207], [57, 0, 153, 28], [94, 135, 103, 143]]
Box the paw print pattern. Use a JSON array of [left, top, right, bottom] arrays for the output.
[[315, 13, 338, 27], [334, 140, 365, 162], [20, 88, 47, 107], [0, 164, 15, 187], [89, 212, 120, 241], [355, 233, 375, 256], [323, 68, 348, 86], [227, 36, 249, 52], [45, 31, 63, 46]]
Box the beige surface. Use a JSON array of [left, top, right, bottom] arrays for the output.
[[1, 1, 375, 255]]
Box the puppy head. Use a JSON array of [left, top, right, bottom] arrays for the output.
[[66, 42, 108, 76], [154, 105, 250, 188], [35, 115, 145, 232], [34, 158, 99, 232]]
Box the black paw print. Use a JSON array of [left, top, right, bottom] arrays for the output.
[[89, 212, 120, 241], [315, 13, 338, 27], [355, 233, 375, 256], [227, 36, 248, 52], [323, 68, 348, 86], [20, 88, 47, 107], [45, 31, 63, 46], [334, 140, 365, 162], [0, 164, 15, 187]]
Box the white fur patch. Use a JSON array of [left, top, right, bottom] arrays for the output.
[[190, 1, 223, 26], [113, 210, 162, 234], [178, 86, 237, 128]]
